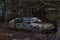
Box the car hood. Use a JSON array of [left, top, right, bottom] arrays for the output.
[[30, 23, 43, 28], [30, 23, 54, 28]]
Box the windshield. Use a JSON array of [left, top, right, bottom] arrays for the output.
[[29, 17, 42, 22]]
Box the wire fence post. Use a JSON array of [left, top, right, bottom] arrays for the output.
[[4, 0, 8, 40], [56, 7, 60, 40]]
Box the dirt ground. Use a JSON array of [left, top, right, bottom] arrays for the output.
[[0, 21, 57, 40]]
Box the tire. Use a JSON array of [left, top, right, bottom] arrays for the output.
[[32, 27, 39, 33]]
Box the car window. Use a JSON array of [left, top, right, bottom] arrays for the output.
[[22, 18, 30, 22], [26, 22, 31, 24], [29, 18, 38, 22], [16, 18, 22, 23]]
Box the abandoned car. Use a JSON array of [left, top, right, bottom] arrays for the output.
[[8, 17, 54, 31]]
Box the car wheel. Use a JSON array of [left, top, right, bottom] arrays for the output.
[[32, 27, 39, 33]]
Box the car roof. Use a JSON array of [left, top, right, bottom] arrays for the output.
[[16, 17, 42, 22], [17, 17, 39, 19]]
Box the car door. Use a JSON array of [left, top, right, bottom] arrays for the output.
[[16, 22, 23, 29], [14, 18, 24, 29], [22, 22, 32, 30], [15, 18, 30, 29], [26, 22, 32, 29]]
